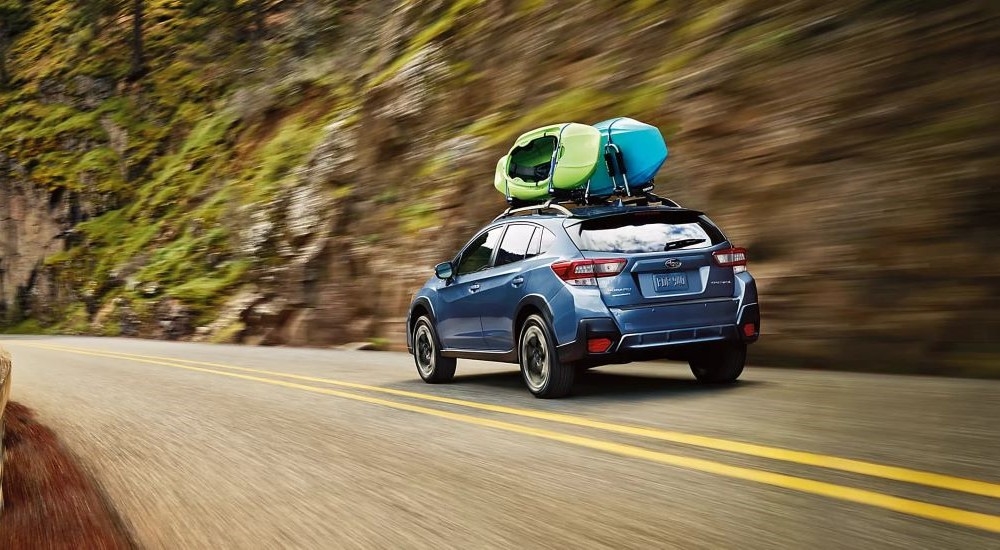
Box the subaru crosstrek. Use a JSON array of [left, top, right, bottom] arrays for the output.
[[406, 202, 760, 398]]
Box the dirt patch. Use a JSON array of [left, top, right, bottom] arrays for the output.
[[1, 402, 135, 549]]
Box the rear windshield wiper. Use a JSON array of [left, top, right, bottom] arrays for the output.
[[663, 238, 706, 251]]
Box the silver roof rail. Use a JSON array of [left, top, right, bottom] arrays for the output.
[[493, 200, 573, 222]]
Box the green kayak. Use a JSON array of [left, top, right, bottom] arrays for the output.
[[494, 123, 601, 201]]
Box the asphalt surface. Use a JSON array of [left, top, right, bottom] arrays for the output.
[[2, 335, 999, 549]]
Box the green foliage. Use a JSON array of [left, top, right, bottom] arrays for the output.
[[184, 0, 237, 16], [168, 260, 249, 309], [369, 0, 483, 88], [621, 84, 667, 118], [680, 3, 732, 41], [400, 202, 438, 233], [631, 0, 659, 11], [209, 320, 246, 343], [519, 0, 545, 13], [1, 318, 50, 335], [59, 303, 91, 335], [78, 147, 125, 192], [0, 0, 34, 54], [368, 337, 392, 351], [100, 318, 123, 337], [238, 113, 331, 204], [486, 88, 614, 147], [0, 0, 33, 45]]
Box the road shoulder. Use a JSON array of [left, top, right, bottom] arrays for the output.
[[0, 401, 135, 549]]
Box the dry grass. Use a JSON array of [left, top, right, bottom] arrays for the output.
[[0, 402, 134, 550]]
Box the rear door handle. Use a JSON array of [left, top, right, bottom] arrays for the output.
[[469, 283, 481, 292], [511, 276, 525, 287]]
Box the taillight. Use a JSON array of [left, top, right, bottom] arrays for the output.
[[551, 259, 626, 286], [713, 247, 748, 274]]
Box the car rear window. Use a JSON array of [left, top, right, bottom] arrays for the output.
[[566, 212, 725, 254]]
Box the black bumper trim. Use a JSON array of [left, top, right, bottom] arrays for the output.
[[737, 303, 761, 343], [557, 318, 620, 363], [559, 321, 753, 364]]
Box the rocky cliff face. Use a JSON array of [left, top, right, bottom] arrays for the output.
[[1, 0, 998, 374], [0, 161, 83, 323]]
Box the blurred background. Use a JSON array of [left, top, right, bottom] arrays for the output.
[[1, 0, 998, 375]]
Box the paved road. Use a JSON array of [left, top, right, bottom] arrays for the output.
[[2, 336, 999, 549]]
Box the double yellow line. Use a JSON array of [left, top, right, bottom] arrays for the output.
[[12, 340, 1000, 534]]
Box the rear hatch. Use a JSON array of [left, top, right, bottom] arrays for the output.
[[564, 209, 739, 330]]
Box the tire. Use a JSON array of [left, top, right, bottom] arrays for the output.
[[518, 314, 574, 398], [689, 342, 746, 384], [412, 316, 456, 383]]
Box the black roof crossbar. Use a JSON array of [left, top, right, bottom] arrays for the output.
[[614, 190, 681, 208]]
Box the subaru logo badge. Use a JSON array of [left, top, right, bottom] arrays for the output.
[[664, 258, 682, 269]]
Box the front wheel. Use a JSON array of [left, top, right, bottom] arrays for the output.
[[413, 316, 456, 383], [519, 314, 574, 398], [689, 342, 746, 384]]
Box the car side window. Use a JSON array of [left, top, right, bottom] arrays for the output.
[[456, 227, 503, 276], [526, 227, 556, 258], [495, 224, 535, 267], [526, 227, 542, 258]]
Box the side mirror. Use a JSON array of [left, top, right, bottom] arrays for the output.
[[434, 262, 454, 280]]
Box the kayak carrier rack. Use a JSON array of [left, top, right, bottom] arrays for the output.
[[496, 189, 682, 221], [493, 200, 573, 222], [610, 190, 682, 208]]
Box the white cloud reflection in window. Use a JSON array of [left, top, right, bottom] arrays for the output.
[[579, 223, 711, 253]]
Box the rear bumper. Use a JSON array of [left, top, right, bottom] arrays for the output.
[[557, 305, 759, 364], [557, 318, 621, 363]]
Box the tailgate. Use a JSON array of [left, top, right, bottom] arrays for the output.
[[589, 245, 736, 308]]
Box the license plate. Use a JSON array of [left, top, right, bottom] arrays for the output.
[[653, 272, 688, 292]]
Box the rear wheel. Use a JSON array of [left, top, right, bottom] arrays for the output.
[[519, 314, 574, 398], [413, 316, 456, 383], [689, 342, 746, 384]]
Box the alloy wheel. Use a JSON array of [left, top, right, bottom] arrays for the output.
[[415, 324, 435, 377], [521, 324, 549, 391]]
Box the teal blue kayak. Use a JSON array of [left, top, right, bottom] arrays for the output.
[[589, 117, 668, 197]]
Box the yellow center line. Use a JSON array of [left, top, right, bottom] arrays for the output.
[[9, 341, 1000, 534], [20, 340, 1000, 501]]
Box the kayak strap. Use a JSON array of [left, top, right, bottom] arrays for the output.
[[603, 143, 631, 196], [547, 125, 569, 195], [603, 117, 641, 196]]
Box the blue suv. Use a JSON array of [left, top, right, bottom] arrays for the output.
[[406, 200, 760, 398]]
